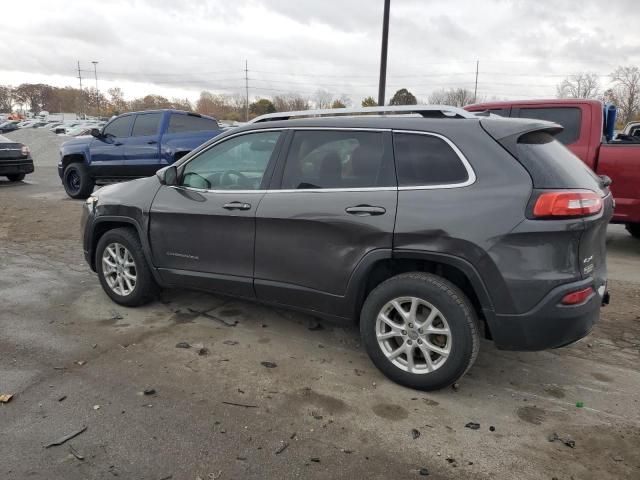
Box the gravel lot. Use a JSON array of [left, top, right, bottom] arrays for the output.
[[1, 128, 639, 480]]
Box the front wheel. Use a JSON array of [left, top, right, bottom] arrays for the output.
[[6, 173, 25, 182], [360, 272, 479, 391], [95, 228, 158, 307], [63, 162, 94, 199], [626, 223, 640, 239]]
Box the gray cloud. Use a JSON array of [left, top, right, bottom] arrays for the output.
[[0, 0, 638, 102]]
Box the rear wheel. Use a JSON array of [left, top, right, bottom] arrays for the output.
[[626, 223, 640, 239], [360, 272, 479, 391], [63, 162, 94, 199], [6, 173, 25, 182], [95, 228, 158, 307]]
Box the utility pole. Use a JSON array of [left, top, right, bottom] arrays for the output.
[[245, 60, 249, 122], [473, 60, 479, 103], [92, 61, 99, 116], [77, 61, 84, 118], [377, 0, 391, 107]]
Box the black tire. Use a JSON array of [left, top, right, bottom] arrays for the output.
[[360, 272, 479, 391], [63, 162, 94, 199], [95, 227, 158, 307], [626, 223, 640, 239], [6, 173, 25, 182]]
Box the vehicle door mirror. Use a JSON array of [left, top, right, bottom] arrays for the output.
[[157, 165, 178, 186], [90, 128, 102, 139]]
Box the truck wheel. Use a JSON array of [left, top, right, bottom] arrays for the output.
[[95, 227, 158, 307], [6, 173, 25, 182], [360, 272, 479, 391], [626, 223, 640, 239], [63, 162, 94, 199]]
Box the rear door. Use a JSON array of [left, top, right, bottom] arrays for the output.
[[122, 112, 163, 177], [254, 128, 397, 317], [598, 144, 640, 223], [90, 115, 133, 177], [149, 129, 284, 297]]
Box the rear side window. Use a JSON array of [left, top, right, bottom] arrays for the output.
[[517, 107, 581, 145], [103, 116, 133, 138], [516, 131, 602, 191], [393, 133, 469, 187], [168, 114, 219, 134], [281, 130, 394, 189], [132, 113, 162, 136]]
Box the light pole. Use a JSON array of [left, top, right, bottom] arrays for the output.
[[377, 0, 391, 107], [91, 61, 99, 116]]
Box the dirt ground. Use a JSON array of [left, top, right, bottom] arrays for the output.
[[1, 129, 639, 480]]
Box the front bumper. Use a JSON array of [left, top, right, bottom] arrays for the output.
[[490, 277, 606, 351], [81, 200, 95, 270], [0, 157, 34, 175]]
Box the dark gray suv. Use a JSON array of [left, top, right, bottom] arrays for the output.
[[81, 105, 612, 391]]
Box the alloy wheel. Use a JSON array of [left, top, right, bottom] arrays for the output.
[[101, 242, 137, 296]]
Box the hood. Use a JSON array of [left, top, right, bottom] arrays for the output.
[[61, 135, 94, 148]]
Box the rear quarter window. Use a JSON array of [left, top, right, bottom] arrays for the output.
[[393, 133, 470, 187], [517, 107, 581, 145], [168, 114, 219, 134], [516, 131, 602, 191]]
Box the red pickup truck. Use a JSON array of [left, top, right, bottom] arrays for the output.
[[465, 99, 640, 239]]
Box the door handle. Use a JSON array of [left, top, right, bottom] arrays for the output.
[[345, 205, 386, 216], [223, 201, 251, 211], [147, 140, 158, 145]]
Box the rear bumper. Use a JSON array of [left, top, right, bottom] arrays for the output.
[[491, 278, 605, 351], [0, 157, 34, 175]]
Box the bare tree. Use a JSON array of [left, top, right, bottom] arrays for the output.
[[315, 89, 333, 109], [428, 88, 475, 107], [273, 94, 310, 112], [556, 73, 600, 99], [610, 66, 640, 124]]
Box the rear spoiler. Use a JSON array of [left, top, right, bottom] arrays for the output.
[[479, 117, 563, 157]]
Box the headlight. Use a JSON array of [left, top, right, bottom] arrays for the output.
[[86, 195, 98, 212]]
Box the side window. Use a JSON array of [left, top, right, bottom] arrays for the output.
[[181, 131, 281, 190], [132, 113, 162, 136], [517, 107, 581, 145], [489, 108, 510, 117], [281, 130, 393, 189], [168, 114, 219, 133], [103, 116, 133, 138], [394, 133, 470, 187]]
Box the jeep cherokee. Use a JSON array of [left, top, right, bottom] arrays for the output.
[[80, 105, 612, 391]]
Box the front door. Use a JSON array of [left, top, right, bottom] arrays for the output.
[[91, 114, 133, 178], [149, 129, 284, 297], [123, 112, 163, 178], [254, 129, 398, 317]]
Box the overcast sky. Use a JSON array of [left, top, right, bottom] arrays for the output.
[[1, 0, 639, 104]]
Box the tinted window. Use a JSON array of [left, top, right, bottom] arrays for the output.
[[103, 116, 133, 138], [394, 133, 469, 187], [518, 107, 581, 145], [168, 114, 219, 133], [132, 113, 162, 136], [281, 130, 393, 189], [489, 108, 510, 117], [181, 131, 280, 190], [516, 131, 602, 191]]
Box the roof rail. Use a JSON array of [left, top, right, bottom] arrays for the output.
[[249, 104, 476, 123]]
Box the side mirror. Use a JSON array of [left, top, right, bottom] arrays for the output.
[[90, 128, 102, 138], [156, 165, 178, 186]]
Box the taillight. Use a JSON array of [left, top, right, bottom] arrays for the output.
[[21, 145, 30, 156], [561, 287, 594, 305], [533, 190, 602, 218]]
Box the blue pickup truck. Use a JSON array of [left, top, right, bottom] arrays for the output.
[[58, 109, 223, 198]]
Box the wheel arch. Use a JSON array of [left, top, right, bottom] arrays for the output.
[[89, 217, 162, 284], [346, 249, 496, 335], [61, 153, 87, 171]]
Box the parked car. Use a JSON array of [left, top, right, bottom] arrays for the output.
[[59, 109, 223, 199], [621, 121, 640, 138], [0, 121, 20, 133], [466, 99, 640, 239], [0, 134, 34, 181], [64, 126, 94, 137], [80, 105, 612, 391]]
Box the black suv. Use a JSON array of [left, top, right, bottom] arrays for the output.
[[81, 105, 612, 391]]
